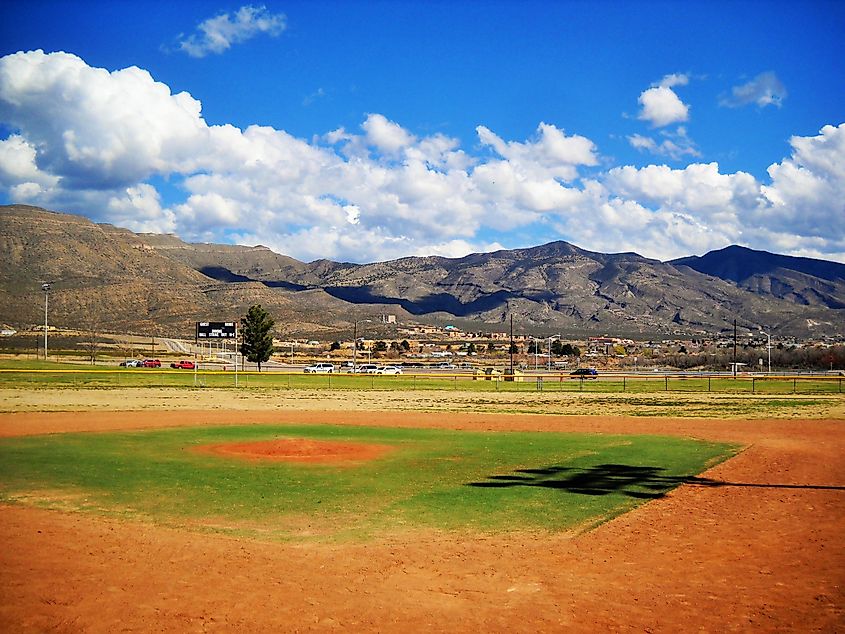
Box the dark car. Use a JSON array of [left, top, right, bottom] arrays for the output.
[[570, 368, 598, 379]]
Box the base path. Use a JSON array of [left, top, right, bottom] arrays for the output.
[[0, 408, 843, 632]]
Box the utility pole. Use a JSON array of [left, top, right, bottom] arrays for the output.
[[733, 319, 737, 378], [760, 329, 771, 374], [41, 283, 51, 361], [353, 319, 371, 373], [509, 314, 514, 377]]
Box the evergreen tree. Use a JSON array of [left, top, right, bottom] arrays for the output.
[[240, 304, 275, 371], [561, 343, 580, 357]]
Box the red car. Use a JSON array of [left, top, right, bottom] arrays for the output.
[[142, 359, 161, 368], [170, 360, 195, 369]]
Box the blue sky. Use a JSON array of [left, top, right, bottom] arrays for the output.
[[1, 1, 843, 263]]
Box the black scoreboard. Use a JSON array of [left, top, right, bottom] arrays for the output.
[[196, 321, 237, 339]]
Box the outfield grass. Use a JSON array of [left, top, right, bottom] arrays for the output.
[[0, 423, 738, 541], [0, 364, 842, 395]]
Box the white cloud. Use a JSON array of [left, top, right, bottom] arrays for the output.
[[604, 162, 758, 241], [106, 183, 176, 233], [761, 123, 845, 240], [627, 126, 699, 160], [361, 113, 415, 154], [0, 50, 209, 189], [0, 51, 843, 264], [476, 122, 597, 182], [637, 85, 689, 127], [0, 134, 59, 193], [178, 5, 286, 58], [720, 71, 787, 108], [657, 73, 689, 89]]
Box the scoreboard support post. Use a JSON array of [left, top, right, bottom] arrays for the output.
[[195, 321, 239, 387]]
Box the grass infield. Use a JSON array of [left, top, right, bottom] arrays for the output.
[[0, 423, 738, 541]]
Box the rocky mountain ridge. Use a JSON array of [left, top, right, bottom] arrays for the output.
[[1, 204, 842, 338]]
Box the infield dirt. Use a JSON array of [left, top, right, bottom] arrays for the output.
[[0, 388, 842, 632]]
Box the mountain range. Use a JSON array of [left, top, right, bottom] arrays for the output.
[[1, 204, 843, 339]]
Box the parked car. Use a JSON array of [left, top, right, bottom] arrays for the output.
[[433, 362, 457, 369], [142, 359, 161, 368], [376, 366, 403, 375], [119, 359, 142, 368], [304, 363, 334, 373], [350, 364, 380, 374], [570, 368, 598, 379], [170, 360, 195, 369]]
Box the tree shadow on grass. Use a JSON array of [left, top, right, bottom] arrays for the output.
[[467, 464, 845, 498]]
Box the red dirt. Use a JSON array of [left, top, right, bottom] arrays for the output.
[[192, 438, 395, 463], [1, 409, 843, 632]]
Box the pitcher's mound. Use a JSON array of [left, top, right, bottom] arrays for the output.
[[193, 438, 394, 464]]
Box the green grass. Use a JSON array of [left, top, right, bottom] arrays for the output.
[[0, 423, 738, 541], [0, 361, 841, 394]]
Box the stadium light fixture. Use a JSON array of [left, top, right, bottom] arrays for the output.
[[41, 283, 51, 361]]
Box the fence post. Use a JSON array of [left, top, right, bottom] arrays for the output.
[[793, 378, 797, 394], [708, 376, 711, 392], [752, 377, 755, 394], [665, 375, 668, 391]]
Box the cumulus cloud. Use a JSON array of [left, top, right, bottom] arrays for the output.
[[0, 51, 843, 264], [635, 75, 691, 128], [761, 123, 845, 241], [361, 113, 416, 154], [637, 86, 689, 127], [0, 50, 208, 190], [177, 5, 286, 58], [477, 122, 597, 180], [720, 71, 787, 108]]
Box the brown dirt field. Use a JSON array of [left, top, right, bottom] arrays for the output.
[[0, 390, 843, 632]]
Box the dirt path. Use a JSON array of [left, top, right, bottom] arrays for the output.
[[0, 397, 843, 632]]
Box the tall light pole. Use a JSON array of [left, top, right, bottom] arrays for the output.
[[509, 315, 514, 377], [41, 283, 51, 361], [760, 329, 771, 374], [547, 335, 560, 371], [352, 319, 371, 373]]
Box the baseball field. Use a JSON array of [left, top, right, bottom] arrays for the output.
[[0, 386, 843, 631]]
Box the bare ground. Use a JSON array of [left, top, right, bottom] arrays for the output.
[[0, 388, 843, 632]]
